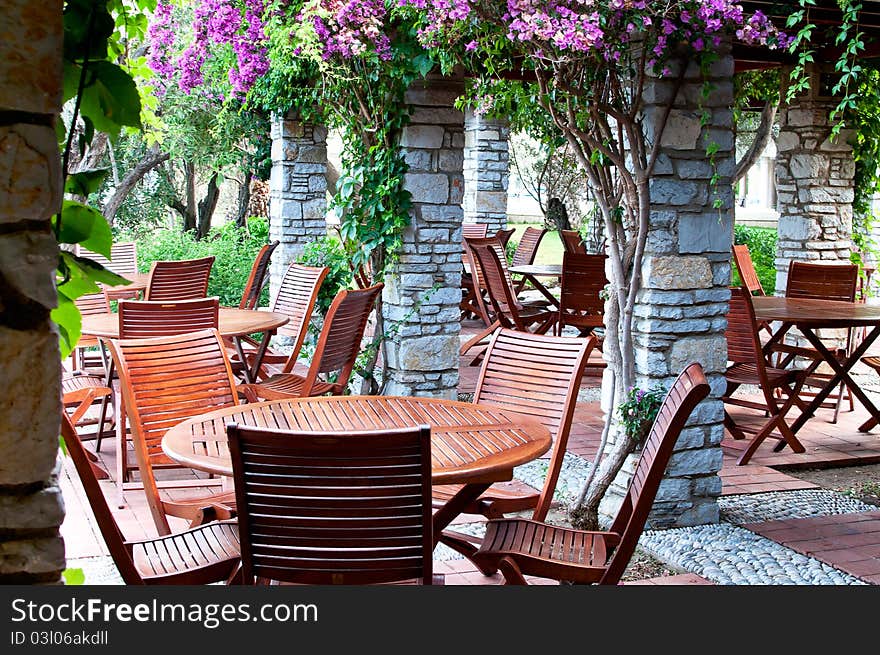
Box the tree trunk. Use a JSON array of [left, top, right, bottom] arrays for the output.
[[196, 172, 220, 239], [235, 170, 252, 228], [182, 161, 197, 232], [734, 100, 777, 184], [103, 145, 170, 225], [545, 197, 572, 230]]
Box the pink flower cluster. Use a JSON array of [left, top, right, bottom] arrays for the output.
[[147, 1, 175, 95], [308, 0, 392, 61], [148, 0, 270, 97]]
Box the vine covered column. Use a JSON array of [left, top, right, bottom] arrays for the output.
[[0, 0, 65, 583], [383, 77, 465, 398], [463, 108, 510, 233], [268, 111, 328, 301], [774, 65, 855, 293], [601, 50, 735, 528]]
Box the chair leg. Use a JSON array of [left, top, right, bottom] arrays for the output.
[[498, 556, 528, 585]]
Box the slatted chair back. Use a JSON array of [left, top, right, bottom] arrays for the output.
[[72, 291, 111, 370], [495, 228, 516, 249], [270, 264, 329, 370], [462, 223, 488, 241], [118, 297, 219, 339], [725, 286, 765, 365], [475, 328, 595, 521], [511, 227, 547, 268], [560, 229, 587, 254], [61, 412, 240, 585], [468, 238, 525, 330], [145, 256, 214, 301], [560, 252, 607, 316], [239, 240, 280, 310], [106, 329, 239, 533], [785, 260, 858, 302], [601, 362, 710, 583], [301, 283, 383, 394], [227, 423, 434, 585], [76, 241, 138, 277], [732, 244, 765, 296]]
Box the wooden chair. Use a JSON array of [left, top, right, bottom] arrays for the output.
[[723, 287, 807, 466], [106, 329, 238, 535], [238, 240, 279, 310], [511, 226, 547, 294], [435, 328, 595, 560], [227, 423, 437, 585], [462, 223, 489, 240], [145, 256, 214, 301], [71, 290, 111, 373], [62, 373, 113, 478], [773, 260, 859, 421], [556, 252, 607, 340], [471, 362, 710, 584], [234, 263, 328, 380], [76, 241, 139, 300], [495, 227, 516, 249], [239, 284, 383, 401], [461, 224, 489, 322], [460, 238, 557, 361], [60, 412, 240, 585], [732, 244, 766, 297], [560, 229, 587, 254]]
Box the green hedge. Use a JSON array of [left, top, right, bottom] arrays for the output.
[[733, 225, 777, 295], [126, 217, 271, 307]]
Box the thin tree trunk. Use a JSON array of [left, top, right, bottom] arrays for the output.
[[734, 100, 777, 184], [182, 161, 197, 233], [196, 172, 220, 239], [235, 170, 252, 228], [103, 146, 170, 225]]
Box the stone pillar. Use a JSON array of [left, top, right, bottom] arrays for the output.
[[0, 0, 66, 583], [463, 109, 510, 233], [600, 50, 735, 528], [382, 78, 465, 398], [774, 66, 855, 293], [268, 113, 328, 301]]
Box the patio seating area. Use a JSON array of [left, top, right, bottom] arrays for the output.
[[59, 310, 880, 586]]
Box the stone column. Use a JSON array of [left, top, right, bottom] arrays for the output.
[[600, 50, 735, 528], [463, 109, 510, 233], [0, 0, 66, 583], [268, 113, 328, 301], [774, 66, 855, 293], [382, 78, 465, 398]]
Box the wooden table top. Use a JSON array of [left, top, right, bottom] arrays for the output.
[[509, 264, 562, 276], [753, 296, 880, 328], [105, 271, 150, 291], [162, 395, 552, 485], [80, 307, 289, 338]]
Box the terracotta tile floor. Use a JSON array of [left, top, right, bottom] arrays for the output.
[[60, 321, 880, 586]]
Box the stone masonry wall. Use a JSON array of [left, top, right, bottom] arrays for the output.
[[462, 109, 510, 233], [774, 98, 855, 293], [600, 51, 734, 528], [268, 114, 327, 302], [0, 0, 66, 583], [382, 78, 465, 398]]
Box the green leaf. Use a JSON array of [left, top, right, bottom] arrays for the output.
[[76, 60, 142, 136], [66, 252, 131, 287], [55, 201, 113, 256], [62, 568, 85, 586], [64, 168, 109, 197], [51, 294, 81, 360], [413, 54, 435, 78]]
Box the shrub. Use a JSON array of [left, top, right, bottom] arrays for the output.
[[733, 224, 777, 295], [126, 217, 270, 307], [296, 234, 356, 316]]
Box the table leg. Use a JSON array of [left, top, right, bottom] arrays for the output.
[[788, 325, 880, 435], [520, 273, 558, 306], [233, 330, 276, 384], [432, 482, 492, 568]]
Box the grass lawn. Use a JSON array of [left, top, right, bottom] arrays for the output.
[[509, 221, 564, 265]]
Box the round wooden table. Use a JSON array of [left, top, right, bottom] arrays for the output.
[[103, 272, 150, 300], [162, 395, 552, 546], [753, 296, 880, 434], [509, 264, 561, 305], [80, 307, 289, 384]]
